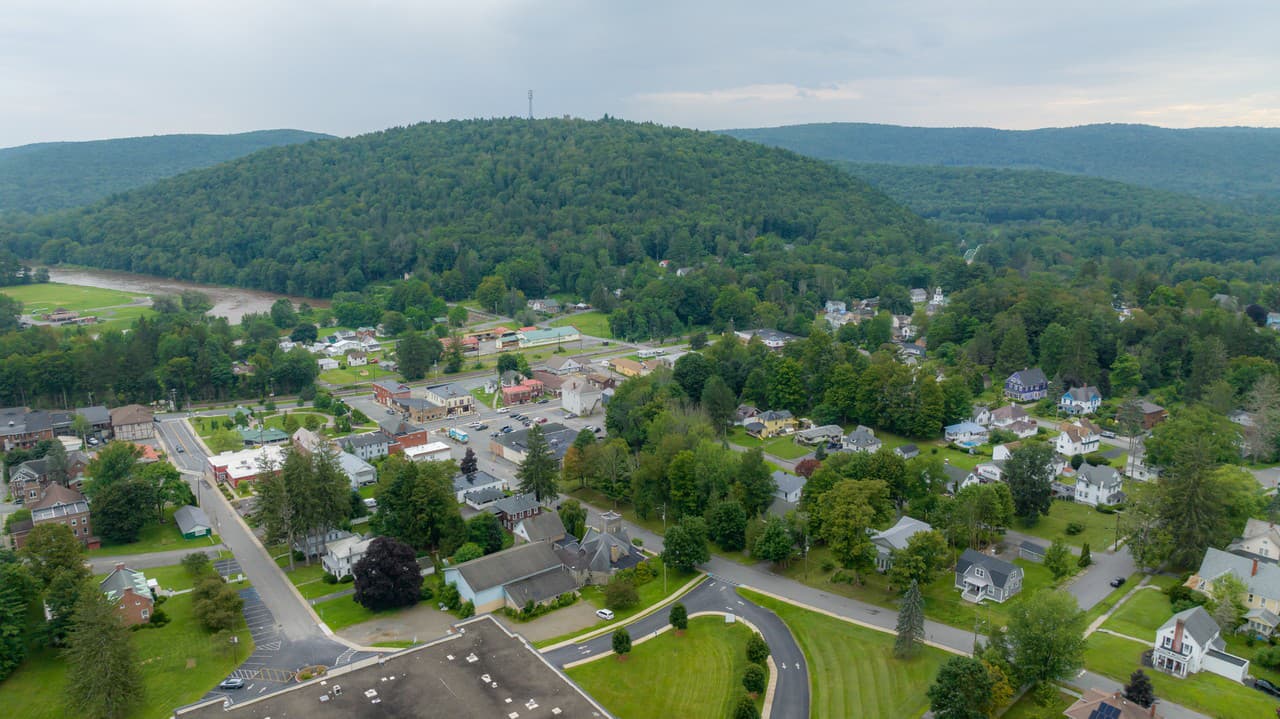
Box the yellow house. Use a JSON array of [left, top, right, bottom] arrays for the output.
[[745, 410, 798, 439], [1188, 547, 1280, 636]]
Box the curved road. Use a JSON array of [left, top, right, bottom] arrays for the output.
[[545, 577, 809, 719]]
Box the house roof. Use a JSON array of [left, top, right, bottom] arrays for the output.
[[1159, 605, 1222, 648], [426, 382, 469, 400], [341, 431, 387, 449], [517, 512, 568, 543], [1059, 419, 1101, 445], [450, 541, 564, 593], [464, 487, 507, 505], [1019, 539, 1046, 555], [895, 443, 919, 455], [771, 471, 805, 497], [504, 565, 578, 607], [545, 356, 579, 370], [326, 534, 373, 560], [174, 505, 211, 534], [493, 423, 575, 461], [956, 548, 1019, 589], [759, 409, 794, 421], [736, 405, 760, 419], [336, 452, 375, 478], [845, 426, 880, 447], [1063, 689, 1162, 719], [99, 565, 149, 602], [991, 404, 1029, 422], [238, 426, 289, 444], [1076, 463, 1120, 489], [31, 483, 86, 511], [942, 463, 973, 489], [1195, 547, 1280, 601], [109, 404, 152, 426], [372, 379, 410, 394], [1008, 367, 1047, 386], [1064, 386, 1101, 402], [1246, 607, 1280, 627], [1229, 518, 1280, 556], [489, 493, 541, 517], [1138, 400, 1165, 414], [945, 421, 986, 434], [76, 405, 111, 426], [452, 470, 503, 494], [871, 516, 932, 552]]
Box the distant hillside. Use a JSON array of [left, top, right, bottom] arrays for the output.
[[840, 161, 1280, 265], [2, 118, 944, 298], [720, 123, 1280, 200], [0, 129, 333, 213]]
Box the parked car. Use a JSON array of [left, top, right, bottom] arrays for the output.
[[386, 408, 396, 415], [218, 678, 245, 690], [1109, 576, 1126, 588], [537, 398, 549, 404], [1100, 430, 1117, 438], [501, 426, 513, 434], [536, 417, 548, 425], [87, 437, 99, 446], [1255, 678, 1280, 697], [595, 609, 614, 621], [475, 423, 488, 430], [363, 498, 377, 510], [497, 407, 509, 414]]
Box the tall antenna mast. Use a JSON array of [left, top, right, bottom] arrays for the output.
[[528, 90, 534, 120]]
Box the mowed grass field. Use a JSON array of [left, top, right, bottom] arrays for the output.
[[0, 592, 253, 719], [550, 311, 611, 338], [567, 616, 758, 719], [0, 281, 145, 313], [740, 588, 950, 719], [1016, 499, 1121, 551]]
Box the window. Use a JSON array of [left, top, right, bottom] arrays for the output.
[[974, 567, 985, 578], [141, 609, 149, 620], [70, 519, 77, 526], [1249, 594, 1255, 603]]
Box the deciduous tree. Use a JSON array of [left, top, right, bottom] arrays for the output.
[[927, 656, 993, 719], [612, 628, 631, 659], [353, 537, 422, 611], [752, 516, 795, 565], [191, 576, 244, 632], [1007, 589, 1087, 684], [1005, 443, 1055, 525]]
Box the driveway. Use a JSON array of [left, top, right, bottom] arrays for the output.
[[544, 577, 809, 719]]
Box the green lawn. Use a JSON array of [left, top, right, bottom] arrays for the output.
[[1101, 588, 1170, 638], [312, 594, 401, 631], [0, 281, 146, 313], [1084, 632, 1278, 718], [1001, 689, 1075, 718], [283, 563, 352, 600], [1082, 573, 1144, 627], [551, 311, 612, 338], [94, 304, 157, 332], [318, 364, 396, 386], [471, 387, 498, 409], [0, 593, 253, 719], [567, 617, 759, 719], [1017, 500, 1122, 551], [145, 563, 205, 593], [741, 588, 950, 719], [775, 544, 1060, 632], [724, 428, 813, 460], [88, 507, 220, 557], [533, 562, 700, 649]]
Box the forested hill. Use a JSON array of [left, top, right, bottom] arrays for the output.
[[0, 129, 333, 213], [841, 162, 1280, 264], [1, 118, 947, 298], [720, 122, 1280, 200]]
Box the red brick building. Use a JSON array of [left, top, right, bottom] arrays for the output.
[[379, 419, 431, 454], [99, 563, 154, 626], [9, 484, 98, 549], [372, 379, 411, 406]]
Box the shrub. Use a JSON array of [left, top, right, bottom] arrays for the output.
[[419, 584, 435, 601], [440, 583, 461, 611], [340, 574, 354, 583], [604, 580, 639, 610], [1065, 522, 1084, 536], [820, 559, 836, 573], [147, 609, 170, 627], [1255, 645, 1280, 669], [298, 671, 312, 681], [1094, 505, 1118, 514], [733, 693, 760, 719], [554, 592, 578, 608], [292, 550, 306, 562], [742, 663, 767, 694], [323, 572, 339, 584], [746, 633, 770, 664], [631, 537, 643, 547], [458, 601, 475, 619], [632, 560, 655, 585], [154, 595, 167, 606]]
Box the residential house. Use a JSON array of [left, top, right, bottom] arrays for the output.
[[109, 404, 154, 440], [974, 460, 1006, 483], [174, 505, 212, 539], [1055, 419, 1102, 457], [424, 383, 477, 417], [1074, 463, 1124, 507], [99, 563, 154, 626], [990, 404, 1030, 428], [500, 378, 545, 405], [1064, 689, 1164, 719], [403, 442, 453, 463], [744, 410, 798, 439], [7, 450, 91, 503], [843, 426, 882, 453], [317, 357, 339, 371], [1152, 605, 1249, 682], [293, 528, 351, 558], [443, 541, 578, 614], [490, 423, 576, 465], [452, 470, 507, 504], [561, 376, 603, 417], [325, 339, 363, 357], [794, 424, 843, 446], [290, 427, 327, 455], [514, 512, 568, 544], [1004, 368, 1049, 402], [463, 487, 507, 510], [943, 463, 978, 494], [824, 300, 847, 314], [340, 431, 390, 461], [207, 445, 286, 488], [337, 452, 377, 489], [345, 350, 368, 367], [992, 443, 1020, 462], [891, 314, 916, 341], [894, 444, 919, 460], [557, 511, 646, 586], [1060, 386, 1103, 415], [542, 356, 583, 375], [735, 405, 761, 426], [1128, 400, 1168, 430], [1227, 518, 1280, 564], [608, 357, 652, 379], [944, 421, 989, 445], [1188, 548, 1280, 637], [954, 549, 1024, 603], [372, 379, 412, 406], [8, 484, 97, 549], [971, 405, 993, 427], [75, 405, 112, 439], [526, 298, 562, 313], [322, 534, 373, 580], [500, 370, 523, 388], [378, 419, 431, 454], [772, 471, 806, 504], [0, 407, 53, 451], [517, 326, 579, 348], [870, 516, 932, 571], [733, 328, 800, 350], [909, 288, 928, 304], [488, 493, 543, 531], [530, 371, 566, 397]]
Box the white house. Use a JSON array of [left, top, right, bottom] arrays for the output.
[[1152, 606, 1249, 682], [340, 431, 390, 461], [1055, 419, 1102, 456], [954, 549, 1023, 603], [870, 516, 932, 572], [322, 535, 373, 580], [346, 350, 368, 367], [1228, 518, 1280, 564], [326, 339, 363, 357], [771, 471, 806, 504], [337, 452, 377, 489], [404, 442, 453, 463], [971, 405, 993, 427], [843, 426, 882, 453], [990, 404, 1030, 428], [1074, 463, 1124, 507], [1060, 386, 1103, 415], [824, 300, 847, 315], [561, 377, 603, 417], [452, 470, 508, 504], [975, 461, 1006, 483], [909, 288, 928, 304], [543, 356, 583, 375], [944, 421, 989, 445], [317, 357, 339, 371]]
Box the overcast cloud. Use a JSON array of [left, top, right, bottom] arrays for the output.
[[2, 0, 1277, 146]]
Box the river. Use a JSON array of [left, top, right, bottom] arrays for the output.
[[46, 267, 328, 324]]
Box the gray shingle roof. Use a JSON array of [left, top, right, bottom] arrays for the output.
[[452, 541, 564, 593], [517, 512, 567, 543], [452, 470, 502, 494], [342, 431, 387, 449], [1009, 368, 1047, 386], [871, 516, 932, 552], [771, 471, 805, 497], [1076, 463, 1120, 488], [1159, 605, 1222, 648], [503, 565, 578, 607], [489, 493, 541, 517], [463, 487, 506, 505], [1197, 547, 1280, 600], [174, 505, 210, 535], [956, 548, 1019, 590]]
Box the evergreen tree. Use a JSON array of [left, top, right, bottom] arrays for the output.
[[894, 580, 925, 659], [516, 423, 559, 503], [460, 447, 478, 482], [63, 591, 144, 719], [1124, 669, 1155, 707], [1077, 542, 1092, 568], [612, 628, 632, 659], [669, 602, 688, 631], [994, 318, 1031, 378]]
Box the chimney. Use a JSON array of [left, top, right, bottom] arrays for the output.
[[1171, 619, 1185, 654], [602, 511, 622, 536], [1254, 558, 1260, 577]]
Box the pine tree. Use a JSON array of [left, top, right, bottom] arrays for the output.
[[517, 423, 559, 503], [612, 628, 632, 659], [1124, 669, 1155, 707], [894, 579, 925, 658], [63, 592, 144, 719], [669, 602, 688, 632], [1077, 542, 1092, 568]]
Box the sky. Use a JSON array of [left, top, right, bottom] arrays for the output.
[[2, 0, 1279, 147]]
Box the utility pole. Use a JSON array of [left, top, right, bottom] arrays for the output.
[[528, 90, 533, 120]]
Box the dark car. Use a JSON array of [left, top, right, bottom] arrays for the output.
[[475, 423, 488, 430], [1109, 576, 1127, 588], [218, 678, 245, 690], [1255, 678, 1280, 697], [537, 398, 549, 404]]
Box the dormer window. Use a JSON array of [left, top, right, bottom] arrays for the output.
[[974, 567, 985, 578]]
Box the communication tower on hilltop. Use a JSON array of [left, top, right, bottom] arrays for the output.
[[528, 90, 533, 120]]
